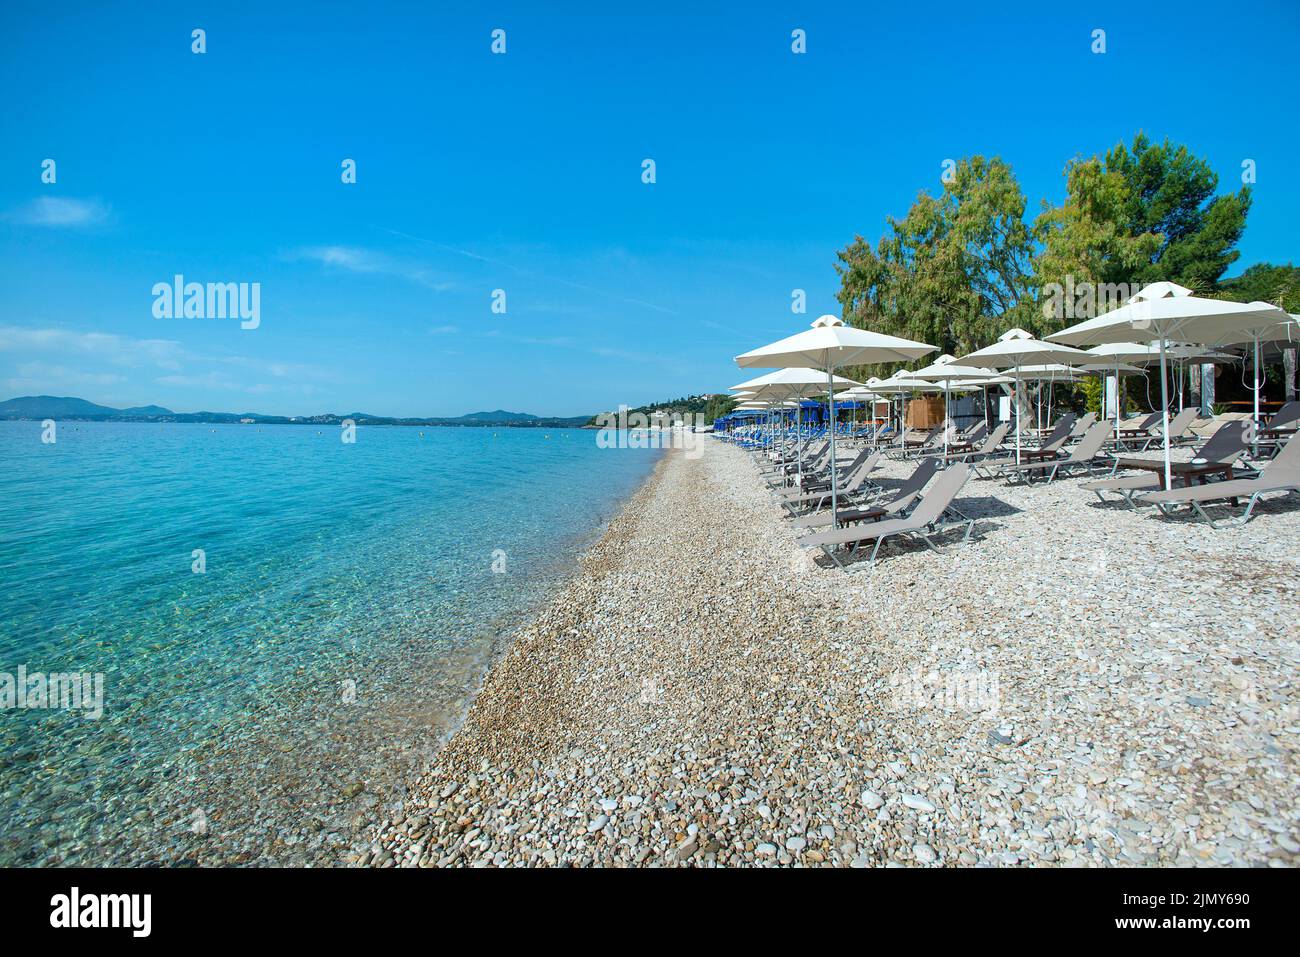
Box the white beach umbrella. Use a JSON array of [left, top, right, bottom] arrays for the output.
[[1008, 364, 1089, 430], [1047, 281, 1294, 486], [731, 369, 862, 478], [1082, 342, 1220, 434], [735, 315, 935, 524], [958, 329, 1092, 463], [906, 354, 999, 456]]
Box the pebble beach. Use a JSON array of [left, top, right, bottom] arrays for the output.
[[362, 439, 1300, 868]]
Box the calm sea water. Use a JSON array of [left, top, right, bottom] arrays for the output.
[[0, 421, 659, 865]]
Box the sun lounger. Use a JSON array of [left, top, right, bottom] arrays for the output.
[[973, 414, 1076, 478], [1264, 400, 1300, 433], [778, 447, 873, 491], [998, 421, 1114, 484], [788, 457, 940, 528], [941, 422, 988, 456], [1081, 419, 1256, 506], [1258, 401, 1300, 455], [1135, 434, 1300, 527], [1069, 412, 1098, 439], [887, 423, 944, 460], [1139, 408, 1198, 449], [778, 452, 883, 510], [939, 423, 1009, 464], [798, 464, 976, 569]]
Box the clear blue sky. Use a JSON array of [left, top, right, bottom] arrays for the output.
[[1, 1, 1296, 417]]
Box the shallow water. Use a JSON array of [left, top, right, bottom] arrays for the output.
[[0, 421, 659, 865]]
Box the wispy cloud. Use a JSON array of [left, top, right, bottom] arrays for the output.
[[0, 324, 340, 403], [287, 245, 454, 292], [5, 196, 111, 228], [0, 326, 184, 369], [429, 324, 460, 335]]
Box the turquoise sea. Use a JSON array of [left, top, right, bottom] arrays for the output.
[[0, 421, 659, 865]]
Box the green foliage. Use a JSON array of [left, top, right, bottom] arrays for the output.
[[1105, 133, 1250, 288], [1217, 262, 1300, 311], [1034, 133, 1250, 327], [835, 156, 1037, 378], [1077, 377, 1103, 417], [835, 132, 1259, 368], [588, 393, 734, 426]]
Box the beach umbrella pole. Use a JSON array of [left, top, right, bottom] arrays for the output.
[[1252, 336, 1262, 454], [1159, 337, 1172, 489], [1114, 363, 1121, 445], [1014, 363, 1022, 465], [827, 364, 838, 525], [946, 382, 956, 460]]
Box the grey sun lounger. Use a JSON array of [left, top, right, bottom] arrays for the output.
[[939, 422, 1010, 464], [1263, 400, 1300, 435], [788, 456, 941, 529], [779, 447, 873, 492], [998, 420, 1114, 485], [1081, 419, 1256, 506], [1139, 408, 1199, 450], [779, 452, 883, 510], [1068, 412, 1098, 439], [973, 414, 1076, 478], [1258, 401, 1300, 455], [888, 422, 945, 459], [1135, 434, 1300, 527], [798, 463, 976, 569], [763, 440, 828, 477]]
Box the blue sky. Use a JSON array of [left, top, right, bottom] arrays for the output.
[[1, 1, 1297, 417]]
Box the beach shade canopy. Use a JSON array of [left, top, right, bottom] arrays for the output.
[[735, 314, 937, 370], [1044, 282, 1293, 349], [906, 354, 1001, 455], [907, 354, 999, 384], [730, 368, 863, 479], [838, 386, 882, 401], [1047, 281, 1294, 485], [730, 367, 862, 399], [1008, 363, 1086, 381], [1078, 362, 1145, 375], [958, 328, 1093, 462], [735, 315, 936, 524], [1085, 340, 1234, 365]]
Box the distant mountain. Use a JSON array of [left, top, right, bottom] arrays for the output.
[[0, 396, 592, 428], [458, 410, 539, 422], [0, 395, 121, 418]]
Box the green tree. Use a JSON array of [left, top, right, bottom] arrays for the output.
[[835, 156, 1037, 377], [1034, 133, 1251, 327], [1216, 262, 1300, 311], [1106, 133, 1251, 289]]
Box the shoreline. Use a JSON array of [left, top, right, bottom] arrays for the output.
[[365, 439, 1298, 868]]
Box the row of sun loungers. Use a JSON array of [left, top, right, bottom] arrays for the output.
[[738, 402, 1299, 570]]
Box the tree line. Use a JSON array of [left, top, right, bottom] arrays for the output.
[[835, 132, 1297, 385]]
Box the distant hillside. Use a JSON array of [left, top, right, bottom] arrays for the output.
[[459, 409, 539, 422], [0, 395, 124, 418], [588, 392, 735, 426], [0, 396, 593, 428]]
